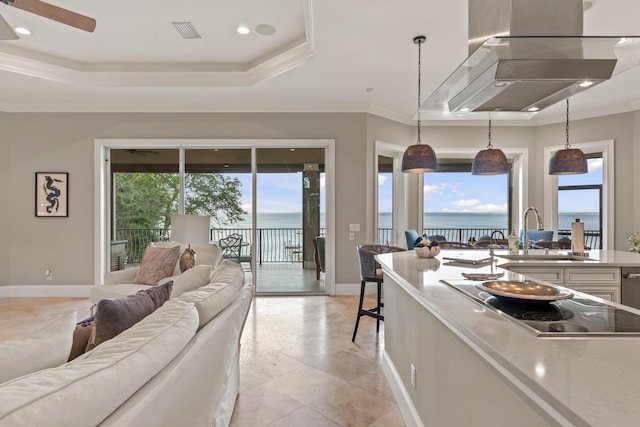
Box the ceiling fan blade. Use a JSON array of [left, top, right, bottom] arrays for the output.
[[9, 0, 96, 32], [0, 13, 19, 40]]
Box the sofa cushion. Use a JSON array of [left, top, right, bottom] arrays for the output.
[[176, 261, 244, 329], [133, 244, 181, 285], [87, 281, 173, 351], [159, 264, 212, 298], [0, 300, 198, 427], [0, 310, 76, 384]]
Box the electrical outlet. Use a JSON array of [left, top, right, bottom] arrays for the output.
[[45, 269, 53, 281], [410, 364, 416, 389], [349, 232, 355, 241]]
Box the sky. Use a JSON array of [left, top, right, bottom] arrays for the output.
[[225, 158, 602, 214], [378, 158, 603, 213]]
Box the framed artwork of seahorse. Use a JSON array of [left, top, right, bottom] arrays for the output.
[[35, 172, 68, 217]]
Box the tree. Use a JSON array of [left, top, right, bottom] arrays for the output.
[[114, 172, 245, 229]]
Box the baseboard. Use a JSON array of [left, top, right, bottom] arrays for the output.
[[0, 285, 93, 298], [334, 282, 378, 296], [382, 350, 425, 427]]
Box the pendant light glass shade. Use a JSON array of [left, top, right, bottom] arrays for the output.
[[402, 35, 437, 173], [471, 118, 508, 175], [549, 99, 588, 175]]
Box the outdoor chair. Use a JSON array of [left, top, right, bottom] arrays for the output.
[[313, 236, 325, 280], [405, 229, 420, 249], [219, 233, 243, 264], [353, 244, 406, 342]]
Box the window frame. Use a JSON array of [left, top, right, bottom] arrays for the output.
[[543, 139, 614, 250]]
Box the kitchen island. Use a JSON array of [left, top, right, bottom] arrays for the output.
[[377, 249, 640, 427]]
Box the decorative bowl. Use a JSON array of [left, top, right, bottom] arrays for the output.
[[414, 246, 440, 258]]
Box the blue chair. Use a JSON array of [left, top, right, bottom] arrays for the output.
[[519, 230, 554, 245], [405, 229, 420, 249]]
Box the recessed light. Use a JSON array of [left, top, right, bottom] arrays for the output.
[[459, 107, 471, 112], [617, 37, 632, 46], [366, 87, 374, 93], [527, 107, 540, 112], [578, 81, 594, 88], [236, 25, 251, 35], [255, 24, 276, 36], [13, 26, 31, 36]]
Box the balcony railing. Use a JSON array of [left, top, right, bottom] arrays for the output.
[[116, 226, 602, 265]]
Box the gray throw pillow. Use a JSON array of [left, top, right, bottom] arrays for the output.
[[86, 281, 173, 351]]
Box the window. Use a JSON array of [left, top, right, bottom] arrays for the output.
[[557, 154, 603, 249], [422, 160, 512, 243], [544, 140, 614, 249]]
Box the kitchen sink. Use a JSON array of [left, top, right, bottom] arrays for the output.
[[496, 253, 592, 261]]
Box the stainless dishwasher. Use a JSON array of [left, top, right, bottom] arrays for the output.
[[621, 268, 640, 310]]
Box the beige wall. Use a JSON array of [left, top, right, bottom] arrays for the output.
[[0, 113, 8, 286], [6, 112, 370, 288], [2, 110, 638, 290]]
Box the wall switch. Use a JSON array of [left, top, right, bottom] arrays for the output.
[[410, 364, 416, 389], [349, 232, 355, 241], [349, 223, 360, 232]]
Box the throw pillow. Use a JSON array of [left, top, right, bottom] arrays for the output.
[[133, 244, 181, 285], [86, 281, 173, 351], [67, 316, 95, 362]]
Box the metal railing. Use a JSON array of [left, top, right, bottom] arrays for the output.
[[116, 226, 602, 265]]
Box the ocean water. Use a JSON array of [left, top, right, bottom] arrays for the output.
[[234, 212, 599, 231]]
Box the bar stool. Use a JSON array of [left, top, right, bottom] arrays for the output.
[[352, 244, 406, 342]]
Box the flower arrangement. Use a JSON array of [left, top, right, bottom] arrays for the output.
[[627, 232, 640, 251], [414, 236, 440, 258]]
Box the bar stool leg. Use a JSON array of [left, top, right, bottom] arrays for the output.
[[352, 280, 366, 342], [376, 282, 382, 333]]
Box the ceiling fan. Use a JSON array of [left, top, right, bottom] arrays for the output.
[[126, 149, 161, 156], [0, 0, 96, 40]]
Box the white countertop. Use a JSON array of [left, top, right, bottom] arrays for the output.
[[493, 248, 640, 268], [377, 249, 640, 427]]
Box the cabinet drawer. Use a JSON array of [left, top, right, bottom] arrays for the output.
[[506, 267, 563, 284], [565, 268, 620, 284], [570, 285, 620, 303]]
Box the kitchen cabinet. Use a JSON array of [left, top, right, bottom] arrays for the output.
[[503, 265, 621, 303]]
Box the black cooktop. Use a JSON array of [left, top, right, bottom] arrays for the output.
[[441, 280, 640, 337]]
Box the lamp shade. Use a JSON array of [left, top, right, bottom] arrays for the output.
[[548, 148, 588, 175], [171, 214, 211, 244], [401, 143, 437, 173], [472, 147, 508, 175]]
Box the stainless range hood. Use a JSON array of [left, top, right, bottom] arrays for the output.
[[421, 0, 640, 119]]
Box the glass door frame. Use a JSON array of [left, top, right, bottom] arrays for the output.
[[374, 141, 409, 247], [94, 138, 336, 294]]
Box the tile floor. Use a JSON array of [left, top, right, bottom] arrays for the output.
[[231, 295, 406, 427], [0, 294, 404, 427]]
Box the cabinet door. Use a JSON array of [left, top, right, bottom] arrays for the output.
[[505, 267, 563, 284]]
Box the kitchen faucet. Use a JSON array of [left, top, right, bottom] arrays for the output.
[[522, 207, 544, 255]]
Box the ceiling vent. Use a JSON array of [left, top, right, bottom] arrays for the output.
[[421, 0, 640, 119], [172, 22, 201, 39]]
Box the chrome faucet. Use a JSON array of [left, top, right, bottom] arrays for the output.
[[522, 207, 543, 255]]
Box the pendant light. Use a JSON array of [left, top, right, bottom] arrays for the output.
[[548, 99, 588, 175], [471, 117, 508, 175], [402, 35, 437, 173]]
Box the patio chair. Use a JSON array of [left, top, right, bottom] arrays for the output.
[[405, 229, 420, 249], [219, 233, 243, 264], [313, 236, 325, 280], [352, 244, 405, 342]]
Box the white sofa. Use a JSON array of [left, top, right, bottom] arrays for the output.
[[0, 243, 253, 427]]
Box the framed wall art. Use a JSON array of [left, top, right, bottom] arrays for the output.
[[35, 172, 69, 217]]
